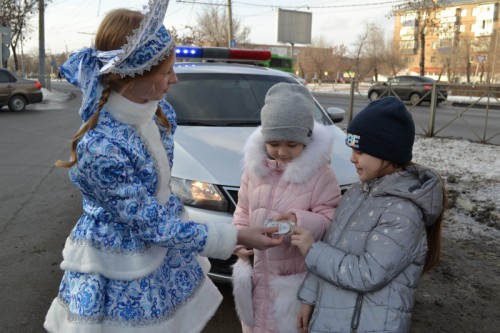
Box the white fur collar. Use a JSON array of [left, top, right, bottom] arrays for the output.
[[106, 91, 157, 126], [243, 122, 334, 183]]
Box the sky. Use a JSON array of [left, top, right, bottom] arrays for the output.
[[22, 0, 400, 55]]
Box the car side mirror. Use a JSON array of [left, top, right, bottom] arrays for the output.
[[326, 107, 345, 123]]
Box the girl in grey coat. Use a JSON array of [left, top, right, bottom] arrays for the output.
[[291, 97, 446, 333]]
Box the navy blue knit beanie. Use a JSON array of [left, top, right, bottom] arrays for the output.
[[346, 96, 415, 164]]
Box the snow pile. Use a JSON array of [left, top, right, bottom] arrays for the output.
[[413, 136, 500, 243]]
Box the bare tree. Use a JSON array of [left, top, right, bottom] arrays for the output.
[[194, 5, 250, 47], [384, 40, 405, 77], [0, 0, 46, 70], [350, 27, 372, 83], [392, 0, 443, 76], [299, 37, 335, 83], [361, 23, 387, 82]]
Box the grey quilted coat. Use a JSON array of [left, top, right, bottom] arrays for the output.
[[298, 164, 444, 333]]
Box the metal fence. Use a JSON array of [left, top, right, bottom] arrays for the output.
[[346, 81, 500, 145]]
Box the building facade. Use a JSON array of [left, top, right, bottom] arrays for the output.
[[394, 0, 500, 83]]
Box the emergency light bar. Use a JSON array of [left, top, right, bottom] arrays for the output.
[[175, 46, 271, 61]]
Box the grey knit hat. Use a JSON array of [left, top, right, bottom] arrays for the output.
[[261, 82, 314, 145], [346, 96, 415, 164]]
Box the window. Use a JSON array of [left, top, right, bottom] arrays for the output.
[[167, 73, 331, 126], [0, 70, 13, 83]]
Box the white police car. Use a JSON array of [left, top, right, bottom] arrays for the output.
[[167, 46, 357, 283]]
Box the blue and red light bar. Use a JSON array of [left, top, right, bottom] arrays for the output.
[[175, 46, 271, 61]]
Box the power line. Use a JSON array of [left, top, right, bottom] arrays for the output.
[[234, 0, 405, 9], [176, 0, 405, 9]]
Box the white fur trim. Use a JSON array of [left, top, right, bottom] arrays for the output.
[[137, 119, 171, 205], [200, 221, 237, 259], [44, 277, 222, 333], [60, 238, 167, 280], [196, 255, 212, 274], [270, 272, 307, 333], [243, 122, 334, 183], [232, 259, 254, 327], [105, 92, 171, 205]]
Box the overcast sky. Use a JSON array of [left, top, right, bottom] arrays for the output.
[[22, 0, 399, 55]]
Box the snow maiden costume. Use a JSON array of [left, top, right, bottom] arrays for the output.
[[43, 1, 236, 332]]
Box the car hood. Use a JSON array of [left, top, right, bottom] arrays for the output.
[[172, 125, 357, 187]]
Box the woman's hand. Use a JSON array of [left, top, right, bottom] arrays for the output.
[[237, 226, 284, 250], [291, 226, 315, 256], [297, 303, 313, 333]]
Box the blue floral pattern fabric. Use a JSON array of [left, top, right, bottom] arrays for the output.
[[55, 100, 210, 326]]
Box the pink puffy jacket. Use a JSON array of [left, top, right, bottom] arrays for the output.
[[232, 123, 342, 333]]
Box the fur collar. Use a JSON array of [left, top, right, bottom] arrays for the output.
[[243, 122, 334, 184], [106, 91, 157, 127]]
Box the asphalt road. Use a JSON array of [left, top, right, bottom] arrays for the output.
[[312, 91, 500, 145], [0, 90, 83, 332]]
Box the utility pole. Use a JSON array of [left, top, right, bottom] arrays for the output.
[[38, 0, 46, 87], [227, 0, 233, 47]]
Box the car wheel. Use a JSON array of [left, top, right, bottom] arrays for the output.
[[8, 95, 27, 112], [409, 93, 421, 106], [369, 91, 379, 101]]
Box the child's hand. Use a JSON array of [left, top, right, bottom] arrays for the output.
[[273, 212, 297, 224], [291, 226, 315, 256], [237, 226, 284, 250], [235, 247, 254, 261], [297, 303, 313, 333]]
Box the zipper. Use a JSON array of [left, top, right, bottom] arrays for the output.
[[350, 293, 364, 333]]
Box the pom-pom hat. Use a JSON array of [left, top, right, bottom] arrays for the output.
[[346, 96, 415, 164], [260, 83, 314, 145]]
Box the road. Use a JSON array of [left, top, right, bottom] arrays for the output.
[[313, 92, 500, 145], [0, 87, 83, 332]]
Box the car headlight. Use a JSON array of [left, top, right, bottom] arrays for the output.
[[170, 177, 228, 212]]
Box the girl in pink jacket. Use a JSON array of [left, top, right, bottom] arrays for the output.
[[232, 82, 342, 333]]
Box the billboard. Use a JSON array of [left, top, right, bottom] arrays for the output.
[[277, 9, 312, 44]]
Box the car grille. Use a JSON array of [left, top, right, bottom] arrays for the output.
[[221, 186, 239, 213]]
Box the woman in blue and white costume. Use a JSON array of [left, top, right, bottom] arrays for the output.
[[44, 2, 282, 332]]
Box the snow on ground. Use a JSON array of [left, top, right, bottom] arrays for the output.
[[413, 136, 500, 243]]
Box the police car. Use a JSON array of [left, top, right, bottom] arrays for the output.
[[167, 46, 357, 283]]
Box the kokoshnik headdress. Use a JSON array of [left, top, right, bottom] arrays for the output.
[[59, 0, 175, 122]]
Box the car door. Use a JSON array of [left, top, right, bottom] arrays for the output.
[[0, 70, 15, 105], [395, 76, 414, 100]]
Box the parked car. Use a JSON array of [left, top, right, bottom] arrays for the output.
[[0, 68, 43, 112], [166, 47, 358, 283], [367, 75, 447, 106]]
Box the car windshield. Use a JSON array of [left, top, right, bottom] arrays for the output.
[[166, 73, 330, 126]]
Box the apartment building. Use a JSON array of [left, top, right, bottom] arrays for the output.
[[394, 0, 500, 83]]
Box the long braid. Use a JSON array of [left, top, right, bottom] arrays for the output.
[[55, 84, 112, 168], [155, 106, 171, 131]]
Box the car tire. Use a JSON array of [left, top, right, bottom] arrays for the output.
[[8, 95, 27, 112], [368, 91, 379, 101], [409, 93, 421, 106]]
